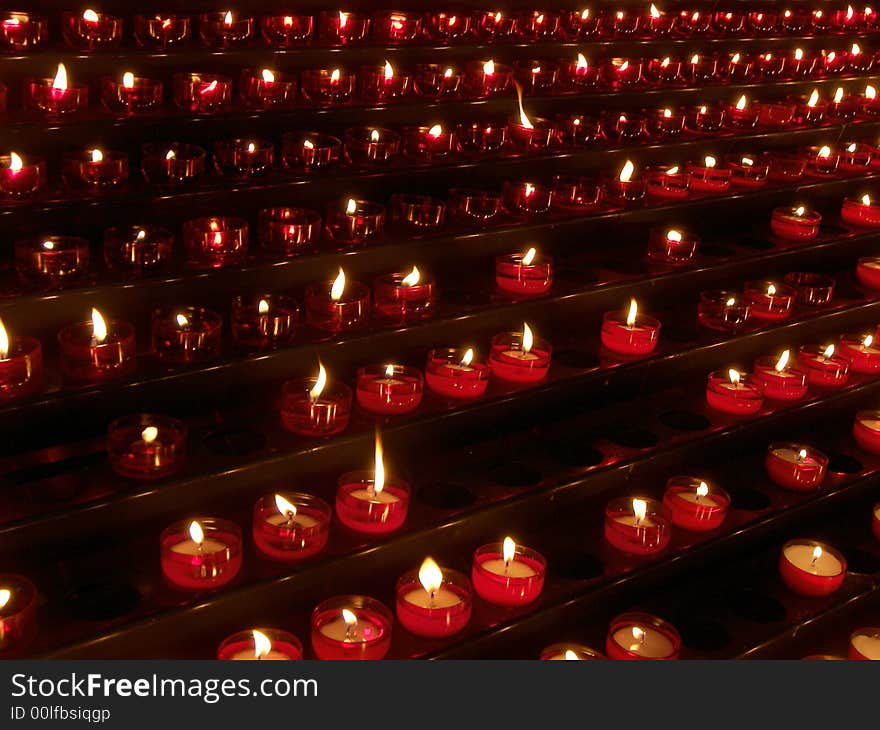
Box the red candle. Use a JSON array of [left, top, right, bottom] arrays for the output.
[[754, 100, 795, 128], [0, 152, 44, 197], [304, 268, 370, 335], [218, 628, 302, 661], [198, 10, 253, 48], [258, 208, 322, 256], [713, 10, 745, 35], [742, 281, 795, 322], [0, 12, 47, 51], [281, 364, 352, 437], [563, 8, 601, 38], [840, 143, 873, 174], [373, 266, 436, 323], [838, 333, 880, 373], [857, 256, 880, 289], [854, 410, 880, 454], [604, 160, 646, 206], [172, 73, 233, 114], [58, 308, 136, 386], [604, 497, 670, 555], [606, 9, 641, 36], [804, 145, 840, 176], [300, 68, 356, 105], [318, 11, 370, 44], [705, 369, 764, 415], [496, 247, 553, 296], [797, 344, 849, 388], [842, 195, 880, 228], [650, 107, 686, 140], [231, 295, 299, 351], [463, 59, 513, 98], [396, 558, 472, 638], [150, 306, 222, 364], [260, 13, 313, 47], [0, 319, 42, 403], [324, 198, 386, 246], [356, 364, 423, 416], [827, 86, 857, 120], [425, 347, 490, 399], [793, 88, 825, 124], [359, 60, 411, 103], [508, 98, 557, 151], [311, 596, 392, 661], [183, 216, 249, 268], [107, 413, 187, 480], [724, 155, 768, 189], [765, 443, 828, 492], [471, 538, 546, 607], [647, 227, 698, 265], [721, 53, 753, 82], [141, 142, 206, 185], [689, 104, 725, 133], [784, 272, 835, 307], [644, 165, 690, 201], [160, 518, 242, 591], [517, 10, 561, 39], [413, 64, 462, 99], [62, 9, 122, 51], [540, 643, 605, 660], [601, 299, 660, 356], [686, 155, 731, 194], [726, 94, 758, 128], [402, 124, 458, 160], [14, 236, 89, 290], [101, 72, 163, 115], [476, 10, 517, 39], [753, 350, 807, 401], [504, 181, 553, 215], [644, 57, 682, 85], [697, 291, 751, 332], [281, 132, 341, 174], [848, 628, 880, 660], [779, 540, 846, 597], [605, 613, 680, 660], [0, 575, 38, 654], [489, 323, 552, 383], [213, 139, 274, 178], [240, 68, 297, 109], [134, 14, 190, 49], [662, 477, 729, 532], [62, 148, 129, 188], [373, 10, 422, 42], [515, 58, 559, 94], [561, 53, 601, 88], [27, 63, 88, 118], [425, 11, 471, 41], [610, 112, 648, 143], [344, 127, 401, 165], [252, 493, 331, 562], [389, 194, 446, 230]]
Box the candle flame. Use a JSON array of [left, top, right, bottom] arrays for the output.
[[522, 322, 534, 354], [728, 369, 741, 384], [663, 108, 672, 118], [91, 308, 107, 343], [122, 72, 135, 89], [626, 298, 638, 327], [799, 448, 808, 460], [83, 9, 99, 22], [697, 481, 709, 498], [252, 630, 272, 659], [140, 426, 158, 444], [868, 7, 876, 16], [275, 494, 297, 518], [43, 240, 54, 250], [166, 149, 176, 161], [812, 545, 823, 561], [865, 334, 874, 347], [619, 160, 635, 183], [581, 9, 590, 20], [346, 195, 358, 214], [785, 10, 792, 18], [310, 362, 327, 401], [204, 79, 218, 93], [795, 48, 804, 61], [564, 649, 579, 660], [283, 16, 293, 27], [374, 431, 385, 494], [370, 129, 379, 143], [661, 57, 670, 68], [503, 536, 516, 564], [616, 11, 624, 20], [666, 230, 682, 242], [342, 608, 357, 626], [330, 68, 341, 83], [427, 124, 443, 138], [401, 266, 420, 286], [865, 194, 874, 205], [726, 297, 736, 306], [484, 59, 495, 75], [189, 520, 204, 545], [827, 51, 837, 63], [775, 350, 790, 372], [691, 54, 699, 65], [666, 166, 679, 175], [9, 152, 22, 172], [576, 53, 588, 71], [223, 10, 233, 25], [632, 498, 647, 523], [705, 155, 717, 168], [823, 344, 835, 359], [247, 142, 256, 153], [617, 60, 629, 71], [419, 557, 443, 594], [795, 205, 806, 216], [303, 139, 315, 150], [385, 364, 395, 378], [835, 87, 845, 103], [848, 142, 858, 153], [176, 313, 188, 328], [632, 626, 646, 646], [731, 53, 740, 64], [522, 247, 537, 265], [53, 63, 68, 91], [735, 95, 747, 111], [261, 69, 275, 83], [91, 149, 104, 163], [383, 60, 394, 80], [0, 588, 9, 609], [0, 319, 7, 359], [331, 266, 346, 301], [515, 83, 534, 130], [258, 299, 269, 314], [853, 43, 862, 55], [815, 10, 824, 18], [460, 348, 474, 367], [866, 85, 879, 102], [338, 11, 348, 28], [443, 67, 453, 78], [767, 284, 777, 296], [650, 4, 661, 19], [807, 89, 819, 107], [742, 157, 754, 166], [848, 5, 855, 19]]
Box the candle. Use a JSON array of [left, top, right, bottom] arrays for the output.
[[690, 104, 725, 133], [325, 197, 386, 247], [396, 557, 473, 638], [373, 266, 436, 323], [160, 518, 242, 591], [726, 94, 758, 128], [840, 142, 873, 173], [606, 613, 680, 660], [27, 63, 88, 118], [62, 8, 122, 51], [172, 73, 233, 114], [713, 10, 745, 35], [604, 497, 671, 556], [496, 247, 553, 296], [552, 175, 603, 210], [647, 228, 698, 266], [797, 344, 850, 388], [63, 148, 129, 188], [14, 236, 89, 290], [644, 57, 682, 85], [252, 492, 331, 562], [258, 207, 322, 256], [281, 363, 353, 437], [804, 145, 840, 176], [281, 132, 341, 174], [644, 165, 690, 201], [607, 9, 641, 36], [697, 291, 751, 332], [764, 153, 807, 182], [425, 347, 491, 400], [508, 87, 557, 151], [335, 432, 410, 534], [662, 477, 730, 532], [610, 113, 647, 143], [784, 272, 835, 307], [141, 143, 206, 185], [413, 64, 462, 99], [464, 59, 513, 98], [562, 53, 600, 88], [0, 152, 44, 197], [686, 155, 731, 194], [0, 575, 38, 653], [213, 138, 274, 178], [489, 322, 552, 383], [724, 155, 768, 189], [355, 364, 424, 415], [183, 216, 249, 268], [857, 256, 880, 289], [604, 160, 646, 206], [134, 14, 190, 49], [765, 443, 828, 492], [310, 596, 392, 661], [373, 10, 422, 43], [705, 369, 764, 415], [261, 13, 313, 47], [58, 308, 136, 386], [359, 60, 411, 104], [601, 299, 660, 356], [515, 58, 559, 94], [231, 295, 299, 351], [425, 12, 472, 41], [838, 333, 880, 373], [793, 88, 825, 125], [304, 267, 370, 335], [504, 181, 553, 216], [0, 318, 42, 403], [517, 10, 561, 39], [198, 10, 253, 48], [476, 10, 517, 39], [0, 12, 47, 51], [240, 68, 297, 109], [842, 195, 880, 228], [101, 72, 163, 115], [650, 107, 685, 139], [753, 350, 808, 401], [344, 127, 401, 166], [300, 68, 356, 105], [874, 502, 880, 541], [449, 187, 505, 225], [849, 628, 880, 659], [403, 124, 458, 160], [540, 643, 605, 660], [389, 194, 447, 230], [472, 537, 546, 606], [107, 413, 187, 480], [218, 629, 303, 661], [827, 86, 857, 121], [318, 11, 371, 44], [150, 306, 222, 364], [779, 540, 846, 597], [754, 100, 796, 128], [742, 281, 794, 322], [853, 410, 880, 454]]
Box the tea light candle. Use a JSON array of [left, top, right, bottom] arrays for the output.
[[496, 247, 553, 296], [14, 236, 89, 290], [604, 57, 645, 89], [325, 198, 386, 247], [389, 194, 446, 230], [62, 8, 122, 51], [849, 628, 880, 660], [724, 155, 768, 189], [605, 613, 680, 660], [842, 195, 880, 228], [647, 228, 698, 266], [261, 14, 313, 47], [489, 322, 552, 383], [373, 10, 422, 42], [258, 208, 321, 257], [150, 306, 222, 364], [63, 148, 129, 188], [476, 10, 517, 39], [827, 87, 857, 120], [413, 64, 462, 99], [644, 57, 682, 85], [797, 344, 849, 388], [555, 115, 602, 146], [172, 73, 233, 114], [373, 266, 436, 323], [318, 11, 370, 44], [240, 68, 297, 109], [311, 596, 392, 661], [663, 478, 730, 532], [726, 95, 758, 128], [504, 181, 553, 215], [779, 540, 845, 597], [464, 59, 513, 98], [356, 364, 423, 416], [425, 347, 490, 400], [857, 257, 880, 289], [853, 410, 880, 454], [402, 124, 457, 160], [281, 132, 341, 174], [213, 139, 274, 178], [0, 575, 38, 653], [183, 217, 249, 268], [604, 160, 646, 206], [141, 143, 206, 185], [198, 10, 253, 48], [743, 281, 795, 322], [644, 165, 690, 201], [540, 643, 605, 660], [134, 14, 190, 49], [610, 113, 647, 143], [840, 142, 873, 173], [804, 145, 840, 176], [344, 127, 401, 165], [252, 492, 331, 562], [515, 59, 559, 94], [686, 155, 731, 194], [604, 497, 671, 555], [160, 518, 242, 591], [552, 175, 603, 210], [784, 272, 835, 307], [713, 10, 745, 34], [706, 369, 764, 415], [448, 187, 504, 225], [753, 350, 808, 401], [0, 152, 44, 197], [754, 100, 796, 128], [793, 88, 825, 124], [601, 299, 660, 356], [107, 414, 187, 480], [218, 629, 303, 661], [304, 268, 370, 335], [396, 558, 473, 638], [697, 291, 751, 332], [562, 53, 601, 88], [689, 104, 725, 133], [508, 95, 557, 151], [765, 443, 828, 492], [650, 107, 685, 140], [58, 308, 136, 386], [839, 334, 880, 373], [281, 363, 352, 437], [335, 433, 410, 534], [101, 72, 163, 115], [0, 319, 42, 403], [0, 12, 47, 51], [607, 9, 641, 36], [517, 10, 561, 39], [231, 295, 299, 351], [425, 11, 471, 41], [472, 537, 546, 607], [300, 68, 356, 105], [27, 63, 88, 118], [359, 60, 410, 103]]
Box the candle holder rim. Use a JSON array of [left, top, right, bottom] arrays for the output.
[[259, 207, 322, 224], [374, 270, 436, 287], [255, 490, 331, 517], [754, 355, 807, 373], [473, 541, 548, 571], [396, 564, 472, 596], [108, 412, 187, 435], [217, 628, 302, 660], [57, 317, 135, 344], [15, 235, 89, 252], [743, 280, 797, 296], [605, 495, 668, 514], [337, 469, 410, 494], [231, 293, 300, 310], [173, 71, 233, 82], [141, 141, 207, 158], [356, 362, 423, 380], [151, 305, 223, 330], [310, 594, 392, 630], [602, 310, 661, 328], [212, 138, 274, 152], [539, 642, 606, 660], [282, 377, 352, 401], [198, 11, 254, 21], [495, 251, 553, 266], [783, 271, 836, 287], [781, 538, 847, 574], [766, 442, 829, 465], [63, 9, 121, 21], [0, 573, 37, 615], [771, 207, 823, 223], [426, 347, 489, 365], [490, 330, 553, 354], [280, 130, 342, 145], [699, 289, 743, 303], [0, 153, 44, 167], [796, 344, 850, 363], [183, 216, 249, 231], [305, 278, 370, 302], [160, 516, 242, 553], [607, 611, 681, 657]]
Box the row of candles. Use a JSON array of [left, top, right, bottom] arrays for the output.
[[4, 7, 880, 54]]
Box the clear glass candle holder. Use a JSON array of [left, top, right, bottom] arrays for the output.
[[389, 194, 446, 230], [300, 68, 357, 105], [358, 64, 411, 104], [324, 200, 386, 247], [697, 291, 751, 332], [173, 73, 233, 114], [644, 166, 691, 201], [463, 60, 513, 98], [425, 347, 491, 399], [455, 122, 508, 153], [101, 75, 163, 115], [107, 413, 187, 480], [212, 138, 274, 178], [475, 11, 517, 39], [62, 10, 122, 51], [552, 175, 603, 211], [15, 236, 89, 290], [724, 154, 769, 188], [304, 277, 370, 335], [103, 225, 173, 276], [424, 11, 472, 41], [281, 377, 353, 436], [318, 11, 370, 44], [647, 228, 699, 265], [252, 492, 331, 562], [489, 330, 552, 383], [413, 63, 462, 99], [198, 11, 253, 49], [0, 12, 48, 51], [449, 187, 504, 225], [496, 251, 553, 296], [26, 75, 88, 118], [231, 294, 299, 351], [402, 125, 458, 161], [141, 142, 206, 185], [706, 370, 764, 414], [514, 59, 560, 94], [606, 612, 681, 660], [134, 14, 190, 50], [281, 132, 342, 174], [517, 10, 561, 39], [259, 207, 322, 256], [743, 280, 795, 321], [183, 217, 249, 268], [373, 270, 437, 323], [151, 306, 222, 364]]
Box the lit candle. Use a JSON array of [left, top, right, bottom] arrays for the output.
[[280, 361, 353, 437], [0, 318, 43, 403], [765, 444, 828, 492], [219, 628, 303, 660], [160, 518, 242, 591], [472, 537, 546, 606], [705, 368, 764, 415], [605, 613, 680, 660], [662, 477, 730, 531], [753, 349, 808, 401], [395, 557, 473, 638], [601, 299, 661, 355], [310, 596, 393, 660], [797, 344, 849, 388], [58, 307, 136, 385], [779, 540, 846, 597], [849, 628, 880, 659], [489, 322, 552, 382], [604, 497, 671, 555]]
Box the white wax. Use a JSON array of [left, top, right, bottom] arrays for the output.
[[864, 261, 880, 270], [319, 617, 375, 643], [501, 350, 540, 361], [859, 345, 880, 355], [771, 447, 819, 466], [170, 537, 226, 555], [612, 626, 674, 658], [228, 649, 291, 661], [851, 633, 880, 659], [443, 363, 474, 373], [783, 544, 842, 576], [719, 382, 750, 392], [480, 558, 537, 578], [875, 504, 880, 521], [675, 491, 719, 507], [859, 418, 880, 432], [614, 515, 656, 528], [265, 512, 319, 528], [349, 488, 400, 504], [372, 377, 404, 386], [402, 586, 462, 609], [772, 369, 801, 379]]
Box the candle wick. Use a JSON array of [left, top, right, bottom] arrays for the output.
[[429, 589, 436, 608], [285, 511, 295, 528], [504, 559, 510, 575]]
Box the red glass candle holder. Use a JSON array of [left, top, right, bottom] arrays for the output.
[[344, 127, 401, 165], [604, 9, 641, 36], [753, 53, 787, 80], [259, 207, 321, 256], [602, 58, 643, 89], [601, 307, 660, 356], [725, 98, 759, 129], [311, 596, 391, 660], [58, 313, 135, 385], [649, 108, 686, 140], [644, 57, 683, 85], [779, 540, 845, 597], [719, 53, 753, 82], [0, 12, 48, 51], [743, 281, 795, 322], [336, 469, 410, 534], [551, 175, 603, 211], [644, 166, 691, 201], [389, 194, 446, 230], [839, 334, 880, 373], [150, 306, 222, 364], [0, 329, 42, 404], [754, 101, 796, 128], [173, 73, 233, 114], [827, 92, 858, 121], [604, 497, 671, 555], [603, 170, 646, 207], [413, 64, 462, 99], [476, 11, 517, 39], [448, 187, 504, 225], [373, 10, 422, 43], [402, 124, 458, 160], [463, 60, 513, 98], [517, 10, 560, 39], [0, 574, 37, 654], [797, 344, 850, 388], [300, 68, 356, 105], [183, 217, 249, 268], [160, 517, 242, 591], [213, 139, 274, 178], [472, 541, 546, 607], [373, 269, 436, 323], [706, 369, 764, 415], [686, 158, 731, 194], [26, 71, 88, 118], [63, 149, 129, 189], [62, 10, 122, 51], [0, 153, 44, 197], [425, 11, 472, 41], [840, 143, 873, 173], [784, 272, 835, 307], [857, 257, 880, 289], [425, 347, 490, 399], [507, 116, 557, 151], [356, 364, 423, 416], [231, 295, 299, 351], [218, 628, 303, 660], [496, 251, 553, 296], [261, 14, 313, 47], [647, 228, 699, 266], [240, 68, 297, 109], [514, 59, 559, 94], [698, 291, 751, 332], [141, 142, 206, 185], [504, 181, 553, 215], [14, 236, 89, 290], [684, 55, 718, 83], [712, 10, 745, 35], [843, 196, 880, 228], [612, 113, 650, 142], [281, 375, 352, 437], [318, 11, 370, 44], [804, 146, 840, 176], [793, 93, 825, 124], [662, 477, 730, 532], [489, 328, 552, 383], [304, 274, 370, 335], [455, 122, 508, 153], [766, 442, 829, 492], [541, 643, 605, 660], [560, 56, 601, 89], [324, 199, 385, 246], [562, 9, 600, 38], [252, 492, 331, 562], [281, 132, 341, 174], [606, 613, 680, 660], [848, 628, 880, 660], [854, 410, 880, 454], [198, 11, 253, 49], [396, 563, 473, 639], [763, 153, 807, 183], [107, 413, 187, 480], [753, 354, 808, 401], [134, 14, 191, 50], [724, 155, 768, 189], [359, 63, 411, 103], [101, 74, 163, 115]]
